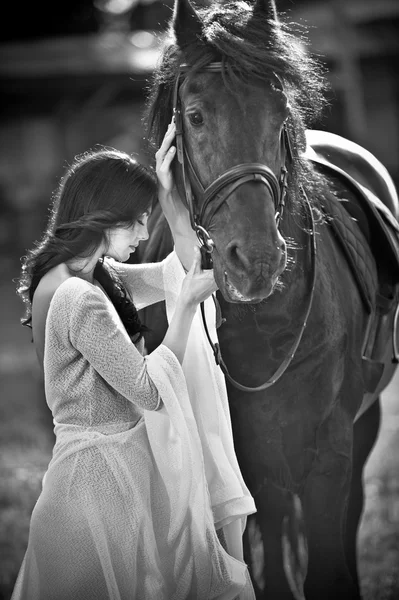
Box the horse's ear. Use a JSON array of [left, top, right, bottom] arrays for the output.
[[172, 0, 203, 48], [252, 0, 278, 21]]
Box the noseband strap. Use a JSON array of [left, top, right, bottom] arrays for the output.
[[200, 164, 281, 230]]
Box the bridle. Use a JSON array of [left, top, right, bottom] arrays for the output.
[[172, 62, 317, 392], [173, 63, 292, 258]]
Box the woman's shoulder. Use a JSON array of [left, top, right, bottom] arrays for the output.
[[34, 265, 91, 309], [32, 267, 101, 331], [32, 266, 97, 367]]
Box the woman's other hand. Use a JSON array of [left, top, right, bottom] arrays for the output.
[[155, 119, 200, 270], [162, 246, 217, 365], [180, 246, 218, 308]]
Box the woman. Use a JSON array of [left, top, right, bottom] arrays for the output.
[[11, 122, 255, 600]]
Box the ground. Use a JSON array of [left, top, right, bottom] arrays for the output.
[[0, 260, 398, 600]]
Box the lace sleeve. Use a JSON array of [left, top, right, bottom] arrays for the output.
[[106, 257, 169, 310], [68, 285, 161, 410]]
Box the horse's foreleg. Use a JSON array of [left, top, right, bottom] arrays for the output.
[[245, 484, 298, 600], [344, 398, 381, 594], [302, 405, 361, 600]]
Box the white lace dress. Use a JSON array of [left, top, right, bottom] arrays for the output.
[[11, 251, 256, 600]]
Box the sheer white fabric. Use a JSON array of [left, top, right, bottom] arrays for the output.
[[161, 254, 256, 528], [11, 255, 256, 600]]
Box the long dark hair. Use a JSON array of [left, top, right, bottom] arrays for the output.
[[17, 147, 157, 341]]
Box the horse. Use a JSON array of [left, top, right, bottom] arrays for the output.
[[134, 1, 399, 598]]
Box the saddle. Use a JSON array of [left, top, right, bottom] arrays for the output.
[[307, 152, 399, 375]]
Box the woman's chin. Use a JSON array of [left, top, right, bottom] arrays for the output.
[[106, 251, 130, 263]]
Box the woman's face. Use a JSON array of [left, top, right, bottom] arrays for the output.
[[106, 213, 150, 262]]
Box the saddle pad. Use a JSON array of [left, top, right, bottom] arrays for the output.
[[321, 193, 378, 314]]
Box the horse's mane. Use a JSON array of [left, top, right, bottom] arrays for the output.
[[144, 0, 334, 210]]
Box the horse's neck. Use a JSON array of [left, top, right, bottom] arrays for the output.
[[267, 209, 312, 317]]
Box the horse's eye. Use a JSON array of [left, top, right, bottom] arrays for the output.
[[188, 112, 204, 126]]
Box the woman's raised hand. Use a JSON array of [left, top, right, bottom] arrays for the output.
[[155, 119, 177, 198], [156, 123, 217, 366], [155, 119, 200, 271]]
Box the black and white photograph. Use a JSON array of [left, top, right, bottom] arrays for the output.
[[1, 1, 398, 599]]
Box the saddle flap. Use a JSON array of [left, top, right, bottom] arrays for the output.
[[308, 152, 399, 374]]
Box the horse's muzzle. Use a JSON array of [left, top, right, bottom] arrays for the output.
[[217, 246, 287, 303]]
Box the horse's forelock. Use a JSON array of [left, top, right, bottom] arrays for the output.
[[200, 2, 327, 123], [145, 1, 326, 141]]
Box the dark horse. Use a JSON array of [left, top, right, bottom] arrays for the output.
[[135, 1, 399, 598]]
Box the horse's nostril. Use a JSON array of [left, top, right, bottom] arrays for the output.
[[226, 241, 252, 272], [226, 237, 286, 278]]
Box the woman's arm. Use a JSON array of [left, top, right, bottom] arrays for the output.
[[156, 120, 199, 272], [110, 119, 204, 311], [106, 257, 166, 310], [161, 246, 216, 363], [66, 249, 216, 409]]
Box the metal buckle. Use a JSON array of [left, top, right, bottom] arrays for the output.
[[393, 301, 399, 363], [195, 224, 215, 253]]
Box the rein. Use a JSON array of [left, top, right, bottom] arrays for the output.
[[172, 62, 317, 392], [201, 193, 316, 392]]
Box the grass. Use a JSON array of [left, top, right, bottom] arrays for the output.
[[0, 370, 53, 599]]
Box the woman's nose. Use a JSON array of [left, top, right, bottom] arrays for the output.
[[140, 226, 149, 241]]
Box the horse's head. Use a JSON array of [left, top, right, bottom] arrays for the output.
[[146, 0, 326, 303]]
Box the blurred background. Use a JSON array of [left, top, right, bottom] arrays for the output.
[[0, 0, 398, 598]]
